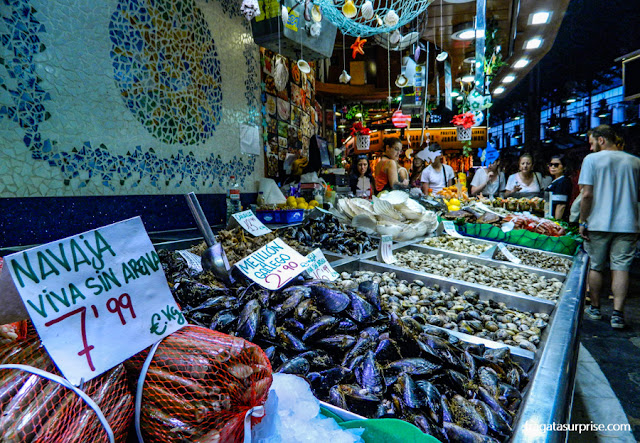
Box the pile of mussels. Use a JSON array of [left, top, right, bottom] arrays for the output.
[[161, 250, 527, 442]]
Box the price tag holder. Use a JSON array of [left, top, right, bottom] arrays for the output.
[[235, 238, 308, 290], [497, 243, 521, 264], [442, 221, 464, 238], [176, 250, 204, 273], [230, 210, 272, 236], [2, 217, 184, 385], [377, 235, 397, 264], [479, 245, 497, 259], [302, 248, 339, 281]]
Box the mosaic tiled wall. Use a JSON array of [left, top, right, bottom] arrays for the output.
[[0, 0, 263, 198]]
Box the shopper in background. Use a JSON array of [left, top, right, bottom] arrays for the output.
[[420, 144, 454, 195], [470, 156, 505, 198], [544, 154, 573, 221], [580, 125, 640, 329], [374, 137, 409, 192], [349, 154, 373, 198], [504, 153, 544, 198], [409, 154, 426, 190]]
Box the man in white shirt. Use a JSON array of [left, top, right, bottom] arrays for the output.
[[419, 144, 454, 195], [580, 125, 640, 329]]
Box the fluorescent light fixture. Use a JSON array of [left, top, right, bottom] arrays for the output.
[[452, 22, 475, 41], [502, 75, 515, 83], [450, 90, 460, 97], [530, 11, 551, 25], [456, 29, 475, 40], [514, 115, 522, 120], [456, 95, 463, 101], [564, 98, 576, 103], [355, 112, 362, 118], [513, 59, 529, 69], [525, 38, 543, 49], [493, 86, 505, 94], [335, 112, 341, 116], [337, 125, 346, 128], [461, 74, 475, 83]]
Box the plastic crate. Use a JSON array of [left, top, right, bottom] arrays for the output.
[[256, 209, 304, 224]]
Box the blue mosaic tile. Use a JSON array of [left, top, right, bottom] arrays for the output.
[[1, 0, 258, 192]]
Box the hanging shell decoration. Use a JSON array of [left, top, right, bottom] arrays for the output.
[[311, 4, 323, 22], [273, 55, 289, 92], [339, 70, 352, 84], [342, 0, 357, 18], [360, 0, 374, 20], [281, 5, 289, 25], [389, 29, 402, 45], [384, 9, 399, 27], [308, 22, 322, 37]]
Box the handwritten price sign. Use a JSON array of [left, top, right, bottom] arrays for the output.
[[303, 249, 339, 281], [3, 217, 184, 385], [377, 235, 397, 264], [231, 210, 272, 236], [235, 238, 307, 290]]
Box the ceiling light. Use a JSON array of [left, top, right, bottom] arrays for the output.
[[355, 112, 362, 118], [493, 86, 505, 94], [452, 22, 475, 41], [502, 75, 515, 83], [450, 90, 460, 97], [530, 11, 551, 25], [525, 38, 543, 49], [564, 98, 576, 104], [513, 59, 529, 69], [335, 112, 341, 116], [456, 96, 463, 101], [374, 114, 382, 118], [338, 125, 346, 129], [461, 75, 475, 83], [514, 115, 522, 120]]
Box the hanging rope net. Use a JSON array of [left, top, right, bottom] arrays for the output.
[[314, 0, 435, 37]]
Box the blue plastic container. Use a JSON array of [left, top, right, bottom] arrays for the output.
[[256, 209, 304, 224]]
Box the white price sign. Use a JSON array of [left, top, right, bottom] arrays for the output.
[[497, 243, 521, 264], [235, 238, 308, 290], [232, 210, 272, 236], [303, 249, 339, 281], [377, 235, 397, 264], [442, 221, 464, 238], [2, 217, 184, 385]]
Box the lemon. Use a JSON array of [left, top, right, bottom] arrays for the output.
[[286, 196, 297, 205], [296, 197, 306, 204], [450, 198, 461, 206], [288, 202, 298, 209], [448, 205, 461, 212], [298, 202, 309, 210], [309, 200, 319, 207]]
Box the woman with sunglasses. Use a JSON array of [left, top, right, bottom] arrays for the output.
[[544, 154, 572, 221]]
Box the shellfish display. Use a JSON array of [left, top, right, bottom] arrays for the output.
[[335, 271, 547, 352], [392, 250, 563, 302], [420, 237, 573, 274], [160, 250, 530, 442]]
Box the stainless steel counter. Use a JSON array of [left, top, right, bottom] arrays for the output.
[[324, 244, 589, 442]]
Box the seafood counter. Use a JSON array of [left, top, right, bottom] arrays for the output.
[[157, 228, 588, 442]]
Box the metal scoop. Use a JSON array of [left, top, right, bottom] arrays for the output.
[[184, 192, 231, 282]]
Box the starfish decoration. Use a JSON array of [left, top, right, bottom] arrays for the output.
[[351, 36, 367, 59]]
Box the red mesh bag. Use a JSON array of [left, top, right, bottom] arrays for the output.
[[126, 325, 273, 443], [0, 335, 133, 442]]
